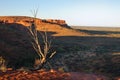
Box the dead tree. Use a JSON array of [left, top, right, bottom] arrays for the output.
[[27, 10, 56, 70]]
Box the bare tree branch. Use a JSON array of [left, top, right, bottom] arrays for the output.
[[27, 9, 56, 70]]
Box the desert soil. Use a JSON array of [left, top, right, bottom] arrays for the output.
[[0, 70, 109, 80]]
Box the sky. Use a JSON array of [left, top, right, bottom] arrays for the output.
[[0, 0, 120, 27]]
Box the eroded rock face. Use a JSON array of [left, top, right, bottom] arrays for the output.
[[42, 19, 66, 25], [0, 16, 67, 26]]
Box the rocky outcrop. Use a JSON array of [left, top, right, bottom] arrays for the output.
[[0, 70, 109, 80], [42, 19, 66, 26], [0, 16, 67, 26]]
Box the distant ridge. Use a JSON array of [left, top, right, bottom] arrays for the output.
[[0, 16, 68, 26], [72, 26, 120, 32], [0, 16, 86, 36]]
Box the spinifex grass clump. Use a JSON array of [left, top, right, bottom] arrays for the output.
[[0, 56, 7, 72]]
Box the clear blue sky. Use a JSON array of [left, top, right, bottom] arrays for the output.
[[0, 0, 120, 27]]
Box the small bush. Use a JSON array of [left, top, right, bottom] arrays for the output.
[[0, 56, 7, 72]]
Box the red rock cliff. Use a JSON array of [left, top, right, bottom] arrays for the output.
[[0, 16, 67, 26]]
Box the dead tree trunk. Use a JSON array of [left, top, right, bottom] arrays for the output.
[[27, 10, 56, 70]]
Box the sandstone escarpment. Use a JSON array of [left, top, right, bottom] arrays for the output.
[[0, 16, 86, 36], [0, 16, 67, 26]]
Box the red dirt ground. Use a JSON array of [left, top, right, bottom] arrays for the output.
[[0, 69, 110, 80]]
